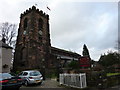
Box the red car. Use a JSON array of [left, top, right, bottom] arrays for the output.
[[0, 73, 23, 90]]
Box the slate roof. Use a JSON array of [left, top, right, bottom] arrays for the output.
[[51, 46, 81, 59], [0, 41, 13, 49]]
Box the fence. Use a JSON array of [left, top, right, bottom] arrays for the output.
[[59, 73, 87, 88]]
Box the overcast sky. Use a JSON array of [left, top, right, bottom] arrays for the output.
[[0, 0, 118, 61]]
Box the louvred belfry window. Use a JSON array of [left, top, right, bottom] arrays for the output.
[[38, 18, 43, 36], [38, 18, 43, 30], [24, 18, 28, 30], [23, 18, 28, 37]]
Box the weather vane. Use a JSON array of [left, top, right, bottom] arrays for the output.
[[35, 3, 37, 7]]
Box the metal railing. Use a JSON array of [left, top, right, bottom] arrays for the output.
[[59, 73, 87, 88]]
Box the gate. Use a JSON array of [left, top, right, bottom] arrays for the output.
[[59, 73, 87, 88]]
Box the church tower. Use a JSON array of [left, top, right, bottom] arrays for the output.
[[13, 6, 51, 72]]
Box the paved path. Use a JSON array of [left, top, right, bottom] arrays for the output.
[[109, 85, 120, 90], [40, 79, 62, 88]]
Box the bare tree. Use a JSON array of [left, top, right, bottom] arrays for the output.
[[0, 22, 17, 68], [0, 22, 17, 48]]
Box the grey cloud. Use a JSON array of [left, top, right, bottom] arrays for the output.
[[0, 1, 117, 61], [50, 2, 118, 60]]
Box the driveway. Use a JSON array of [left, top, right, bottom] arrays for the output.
[[20, 79, 63, 89], [20, 79, 80, 90], [20, 79, 120, 90]]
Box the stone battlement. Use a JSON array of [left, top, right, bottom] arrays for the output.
[[20, 6, 49, 19]]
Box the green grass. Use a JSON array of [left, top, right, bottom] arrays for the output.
[[107, 73, 120, 76]]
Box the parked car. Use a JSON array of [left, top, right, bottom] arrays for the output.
[[18, 70, 43, 86], [0, 73, 23, 90]]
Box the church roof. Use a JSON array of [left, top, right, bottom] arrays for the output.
[[0, 41, 12, 49], [51, 46, 81, 60]]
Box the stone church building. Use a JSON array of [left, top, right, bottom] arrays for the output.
[[13, 6, 81, 76]]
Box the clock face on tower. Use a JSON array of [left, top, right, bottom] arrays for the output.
[[38, 30, 42, 35], [23, 30, 26, 35]]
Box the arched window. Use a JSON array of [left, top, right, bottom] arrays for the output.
[[38, 18, 43, 31], [24, 18, 28, 30], [20, 47, 26, 67]]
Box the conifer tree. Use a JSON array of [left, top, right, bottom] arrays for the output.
[[82, 44, 91, 59]]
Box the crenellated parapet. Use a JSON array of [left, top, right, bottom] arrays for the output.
[[20, 6, 49, 19]]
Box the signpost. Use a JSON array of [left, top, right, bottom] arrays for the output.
[[79, 57, 91, 68]]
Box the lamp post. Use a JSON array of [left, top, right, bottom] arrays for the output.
[[41, 58, 45, 80], [56, 56, 62, 81]]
